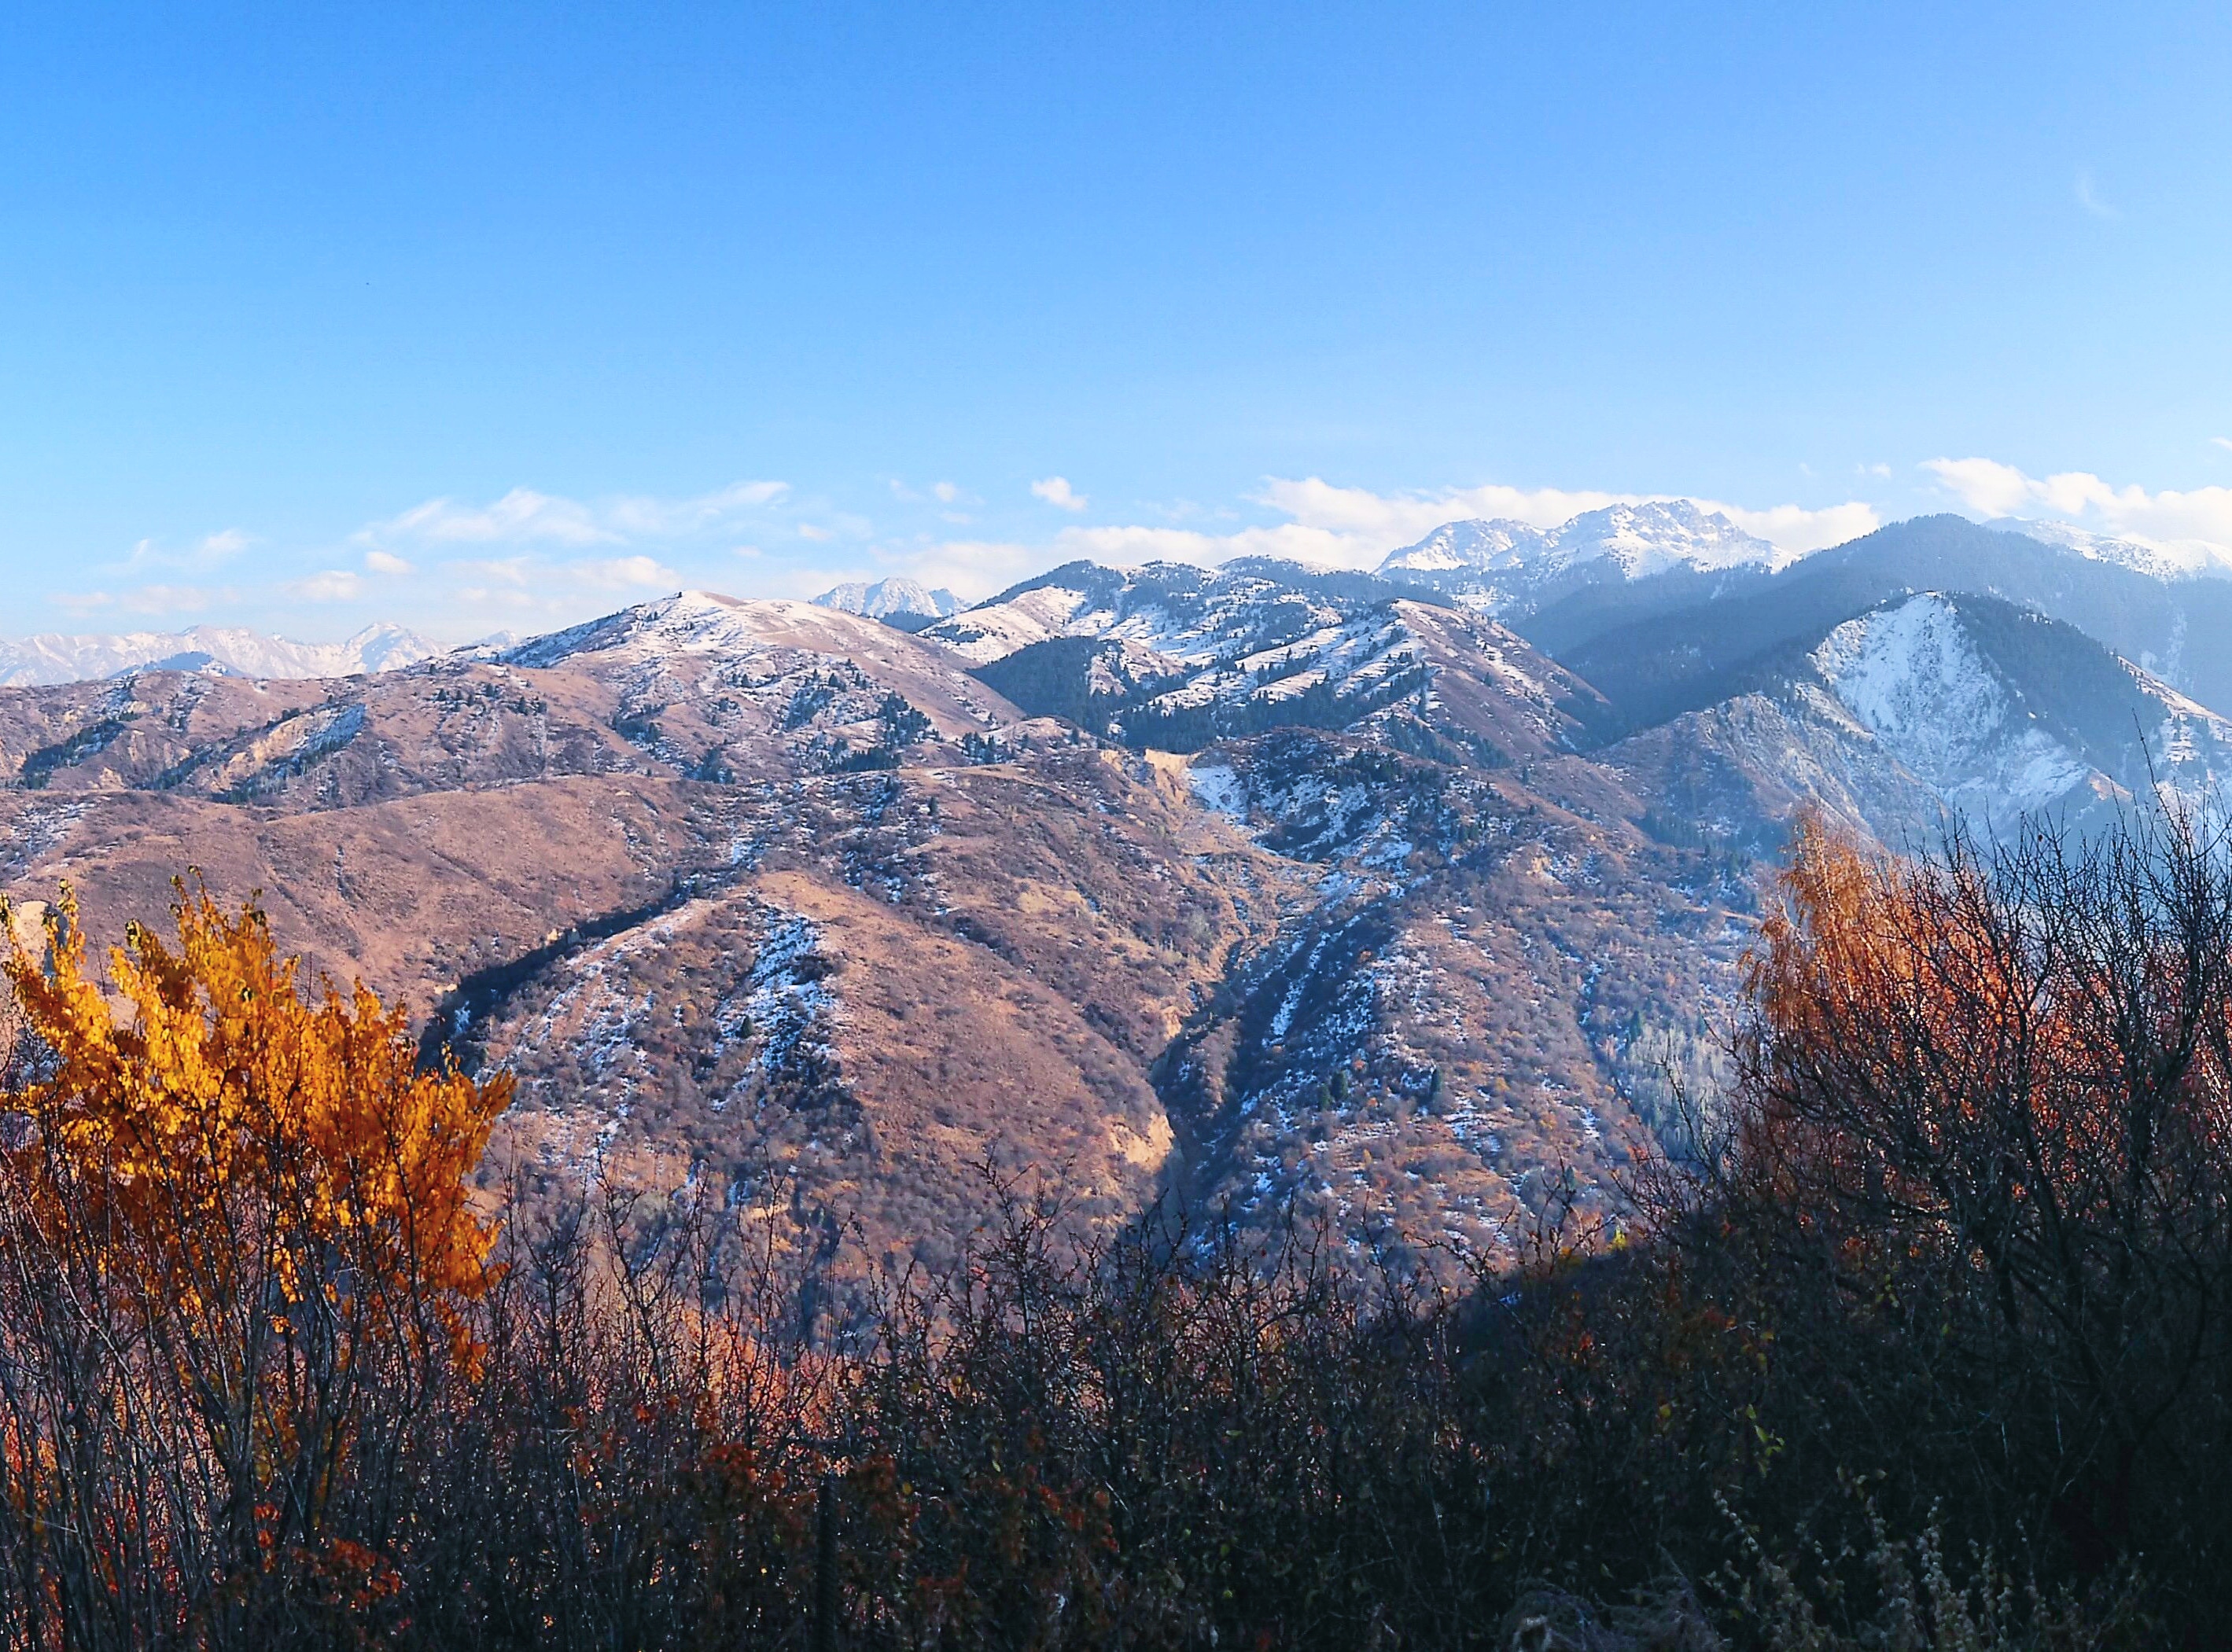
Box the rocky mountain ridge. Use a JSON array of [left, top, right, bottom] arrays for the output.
[[6, 518, 2231, 1290]]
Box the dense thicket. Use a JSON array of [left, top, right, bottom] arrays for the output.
[[4, 808, 2230, 1648]]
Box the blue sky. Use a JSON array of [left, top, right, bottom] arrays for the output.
[[3, 2, 2230, 640]]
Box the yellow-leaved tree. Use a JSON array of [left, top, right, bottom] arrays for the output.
[[0, 882, 510, 1649]]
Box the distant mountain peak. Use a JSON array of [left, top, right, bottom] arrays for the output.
[[1378, 519, 1545, 576], [812, 576, 962, 622], [0, 620, 438, 687], [1556, 500, 1781, 578], [1990, 517, 2232, 582], [1376, 499, 1780, 613]]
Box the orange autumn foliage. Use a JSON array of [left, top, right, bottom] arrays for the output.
[[2, 884, 508, 1336], [0, 883, 513, 1639], [1732, 812, 2232, 1558], [1741, 813, 2232, 1227]]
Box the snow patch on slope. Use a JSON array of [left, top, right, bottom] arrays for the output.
[[1809, 594, 2089, 819]]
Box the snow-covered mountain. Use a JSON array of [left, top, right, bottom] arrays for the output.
[[922, 558, 1414, 669], [0, 622, 435, 687], [918, 559, 1539, 750], [811, 577, 962, 626], [1808, 593, 2232, 822], [1376, 501, 1784, 613], [1989, 517, 2232, 582], [1610, 590, 2232, 848], [1521, 515, 2232, 738], [498, 589, 1013, 769], [13, 550, 2226, 1288]]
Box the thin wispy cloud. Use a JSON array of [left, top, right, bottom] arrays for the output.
[[355, 480, 789, 551], [603, 480, 789, 536], [118, 528, 254, 575], [450, 550, 681, 612], [126, 584, 219, 616], [888, 478, 969, 507], [2074, 168, 2119, 220]]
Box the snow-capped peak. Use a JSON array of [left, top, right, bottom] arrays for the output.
[[1377, 518, 1547, 575], [1375, 500, 1781, 612], [0, 621, 438, 687], [1549, 501, 1781, 578], [812, 576, 962, 620]]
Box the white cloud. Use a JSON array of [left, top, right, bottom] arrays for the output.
[[1924, 455, 2232, 557], [1719, 501, 1880, 552], [295, 569, 363, 602], [363, 550, 414, 576], [453, 555, 532, 587], [797, 524, 834, 542], [370, 488, 616, 547], [1254, 476, 1625, 543], [448, 550, 676, 593], [120, 528, 252, 574], [1055, 521, 1365, 568], [827, 476, 1883, 599], [356, 480, 788, 551], [574, 555, 680, 591], [837, 539, 1044, 604], [1244, 476, 1873, 561], [603, 480, 788, 536], [2212, 437, 2232, 455], [1921, 457, 2036, 517], [888, 478, 969, 507], [1032, 476, 1088, 511], [1228, 476, 1876, 568]]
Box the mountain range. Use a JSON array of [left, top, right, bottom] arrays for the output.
[[1377, 498, 1792, 614], [0, 621, 436, 686], [5, 510, 2230, 1290]]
